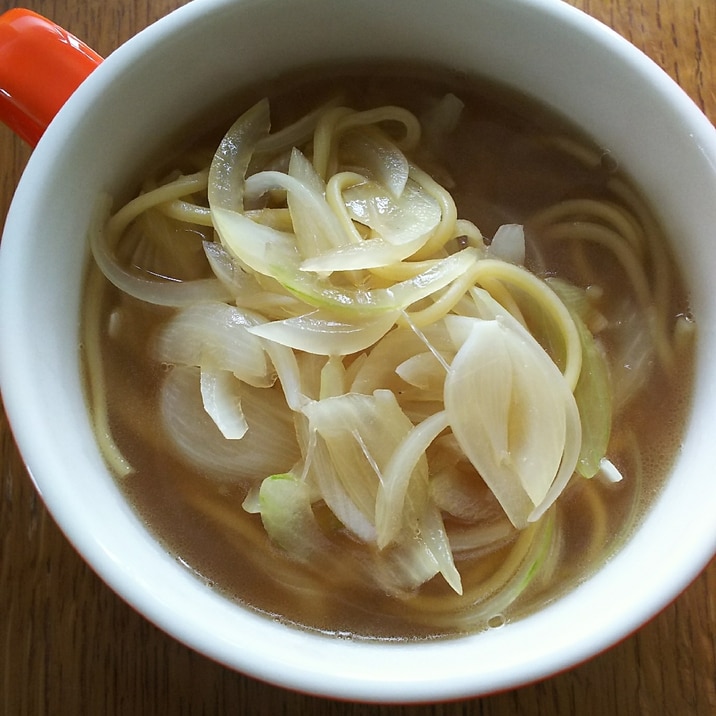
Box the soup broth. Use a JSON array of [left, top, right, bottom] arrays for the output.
[[83, 67, 694, 639]]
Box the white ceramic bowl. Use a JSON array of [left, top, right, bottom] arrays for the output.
[[1, 0, 715, 703]]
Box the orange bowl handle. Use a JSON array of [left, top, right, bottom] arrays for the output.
[[0, 8, 103, 146]]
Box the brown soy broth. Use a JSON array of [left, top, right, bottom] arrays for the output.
[[90, 66, 694, 639]]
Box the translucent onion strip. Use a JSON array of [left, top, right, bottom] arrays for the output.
[[375, 410, 450, 549], [160, 366, 300, 481], [200, 367, 249, 439], [469, 260, 582, 391], [90, 196, 232, 307], [444, 316, 581, 528], [258, 473, 331, 560], [302, 390, 421, 542], [207, 98, 271, 212], [155, 301, 273, 386], [247, 308, 400, 355]]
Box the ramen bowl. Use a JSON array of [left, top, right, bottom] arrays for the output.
[[0, 0, 714, 703]]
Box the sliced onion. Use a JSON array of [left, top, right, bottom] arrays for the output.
[[395, 351, 446, 390], [208, 98, 271, 212], [254, 96, 344, 157], [160, 366, 300, 482], [370, 502, 461, 596], [319, 355, 346, 399], [604, 297, 656, 413], [375, 410, 448, 549], [288, 148, 352, 257], [258, 473, 330, 560], [299, 235, 430, 273], [212, 206, 301, 279], [342, 177, 441, 245], [419, 503, 463, 595], [339, 128, 410, 198], [154, 301, 273, 387], [298, 175, 442, 272], [305, 428, 378, 542], [214, 207, 479, 315], [474, 277, 601, 480], [259, 339, 310, 412], [203, 241, 305, 317], [444, 315, 581, 528], [446, 519, 515, 554], [293, 352, 328, 402], [488, 223, 525, 265], [200, 367, 249, 439], [203, 239, 253, 292], [247, 308, 399, 355], [350, 322, 452, 394], [369, 532, 440, 596], [549, 282, 612, 478], [420, 93, 464, 147], [244, 151, 351, 258], [90, 198, 231, 307], [429, 454, 504, 524], [302, 390, 415, 542]]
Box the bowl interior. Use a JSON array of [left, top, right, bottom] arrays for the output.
[[1, 0, 715, 703]]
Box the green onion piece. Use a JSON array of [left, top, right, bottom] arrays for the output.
[[548, 279, 612, 478], [258, 473, 328, 560]]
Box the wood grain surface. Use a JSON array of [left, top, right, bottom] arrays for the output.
[[0, 1, 714, 714]]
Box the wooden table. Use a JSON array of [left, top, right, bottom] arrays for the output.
[[0, 0, 714, 713]]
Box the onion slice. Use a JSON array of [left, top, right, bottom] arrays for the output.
[[247, 308, 400, 356], [208, 98, 271, 212], [160, 366, 299, 482], [444, 314, 581, 528], [200, 367, 249, 439], [154, 301, 273, 387]]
